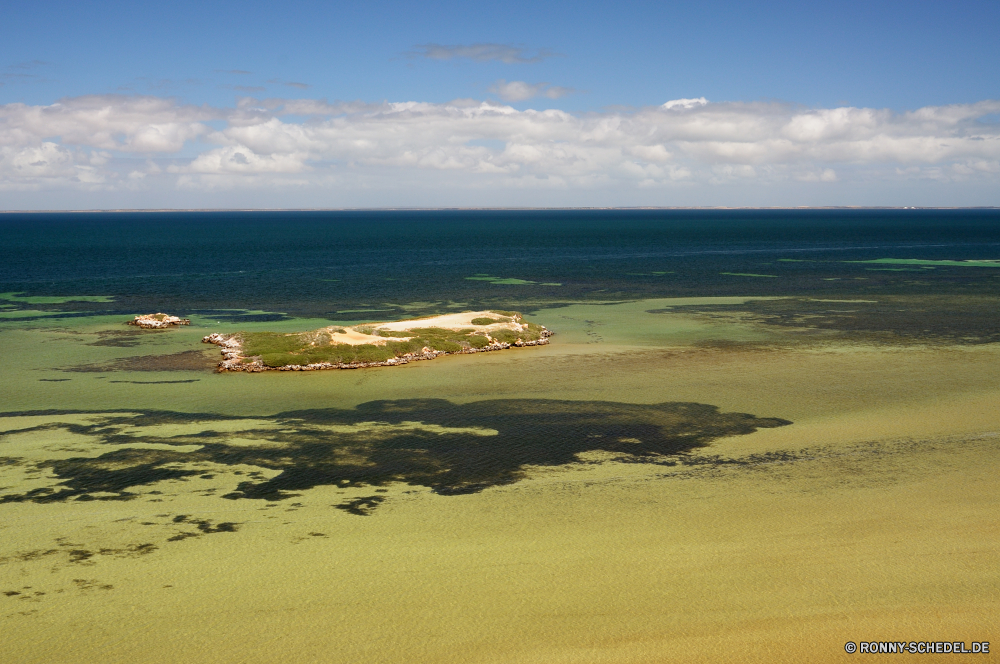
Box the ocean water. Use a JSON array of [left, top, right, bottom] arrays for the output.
[[1, 210, 999, 663], [2, 209, 999, 320], [2, 208, 999, 515]]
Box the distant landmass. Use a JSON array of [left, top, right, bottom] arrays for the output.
[[3, 206, 997, 213]]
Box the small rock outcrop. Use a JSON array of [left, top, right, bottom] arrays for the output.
[[128, 313, 191, 329]]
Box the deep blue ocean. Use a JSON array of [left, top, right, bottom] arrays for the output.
[[1, 209, 998, 320]]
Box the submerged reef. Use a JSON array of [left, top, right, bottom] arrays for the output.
[[202, 310, 552, 372], [0, 399, 790, 504]]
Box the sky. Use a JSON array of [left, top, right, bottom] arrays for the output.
[[1, 0, 999, 209]]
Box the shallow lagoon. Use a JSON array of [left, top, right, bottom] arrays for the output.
[[2, 211, 999, 662]]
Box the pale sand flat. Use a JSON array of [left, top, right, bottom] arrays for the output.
[[318, 327, 393, 345], [375, 310, 515, 332], [1, 423, 995, 664], [309, 311, 522, 346]]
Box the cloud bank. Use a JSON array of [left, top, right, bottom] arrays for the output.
[[1, 93, 998, 206]]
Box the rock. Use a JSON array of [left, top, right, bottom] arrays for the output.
[[129, 313, 190, 329]]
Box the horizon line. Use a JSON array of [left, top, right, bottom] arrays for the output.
[[2, 206, 998, 213]]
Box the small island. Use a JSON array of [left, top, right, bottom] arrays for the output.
[[202, 310, 552, 372], [128, 313, 191, 329]]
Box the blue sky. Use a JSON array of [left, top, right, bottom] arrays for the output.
[[2, 0, 999, 208]]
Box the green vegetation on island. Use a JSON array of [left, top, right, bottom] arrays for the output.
[[204, 310, 551, 371]]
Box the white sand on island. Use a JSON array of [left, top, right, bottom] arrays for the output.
[[374, 311, 518, 332], [314, 311, 523, 346], [321, 328, 395, 345]]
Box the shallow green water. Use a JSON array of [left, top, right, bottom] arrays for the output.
[[0, 299, 775, 417], [3, 211, 1000, 663]]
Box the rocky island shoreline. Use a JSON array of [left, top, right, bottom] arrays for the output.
[[202, 310, 552, 372], [128, 313, 191, 329]]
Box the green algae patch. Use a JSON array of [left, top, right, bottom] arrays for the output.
[[63, 350, 218, 373], [465, 275, 562, 285], [848, 259, 1000, 268], [865, 267, 927, 271], [334, 309, 396, 314], [0, 292, 115, 304], [668, 294, 1000, 345], [0, 309, 75, 319], [719, 272, 779, 278], [465, 276, 535, 285]]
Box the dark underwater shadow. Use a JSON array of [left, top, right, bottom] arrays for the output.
[[61, 349, 218, 372], [0, 399, 791, 505]]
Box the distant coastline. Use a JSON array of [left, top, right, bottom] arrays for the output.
[[2, 206, 997, 213]]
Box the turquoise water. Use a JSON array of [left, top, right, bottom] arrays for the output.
[[1, 209, 998, 503], [2, 211, 1000, 664], [2, 209, 998, 322]]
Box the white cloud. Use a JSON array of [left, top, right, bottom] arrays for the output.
[[712, 164, 757, 179], [1, 94, 999, 203], [1, 142, 76, 178], [177, 144, 311, 174], [795, 168, 838, 182], [0, 95, 215, 152], [628, 144, 672, 162], [267, 79, 311, 90], [409, 43, 556, 64], [663, 97, 708, 110], [489, 80, 575, 102]]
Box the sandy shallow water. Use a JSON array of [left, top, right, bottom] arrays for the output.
[[1, 299, 998, 663]]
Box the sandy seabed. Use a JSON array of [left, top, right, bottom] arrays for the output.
[[1, 299, 998, 663]]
